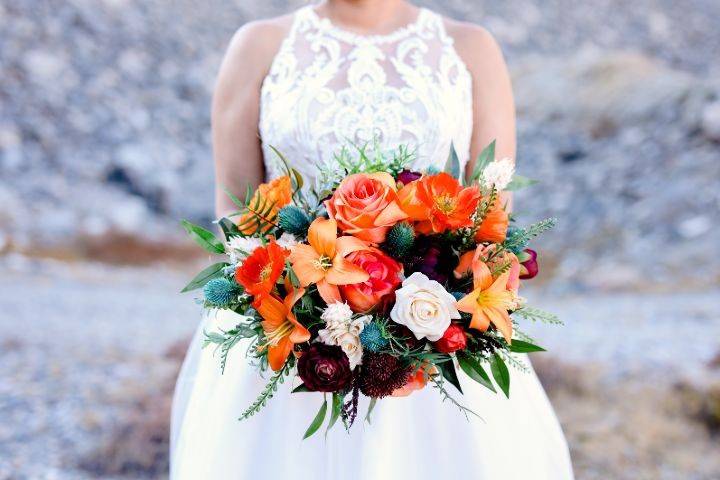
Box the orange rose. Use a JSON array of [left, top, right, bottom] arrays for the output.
[[325, 173, 407, 243], [475, 199, 508, 243], [414, 173, 481, 234], [238, 176, 292, 235], [339, 247, 403, 312]]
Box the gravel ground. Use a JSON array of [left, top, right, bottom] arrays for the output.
[[0, 256, 719, 479]]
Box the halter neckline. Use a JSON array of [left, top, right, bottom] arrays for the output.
[[302, 6, 430, 45]]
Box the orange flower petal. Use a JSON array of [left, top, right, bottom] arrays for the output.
[[374, 200, 408, 226], [326, 258, 370, 285], [316, 279, 342, 304], [289, 244, 325, 286], [256, 295, 286, 328], [456, 288, 481, 314], [470, 310, 491, 331], [308, 218, 337, 258], [472, 261, 494, 290], [335, 235, 369, 257], [267, 336, 293, 371]]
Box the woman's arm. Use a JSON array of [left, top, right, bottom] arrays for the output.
[[211, 19, 290, 219], [446, 22, 516, 210]]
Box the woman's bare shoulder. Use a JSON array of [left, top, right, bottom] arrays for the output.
[[442, 17, 507, 74], [221, 13, 295, 83]]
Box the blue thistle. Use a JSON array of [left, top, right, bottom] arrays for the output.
[[203, 278, 238, 307], [505, 226, 528, 254], [426, 166, 441, 175], [383, 222, 415, 260], [277, 205, 310, 236], [360, 322, 389, 353], [451, 291, 465, 301]]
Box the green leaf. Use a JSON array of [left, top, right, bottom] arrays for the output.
[[217, 217, 241, 240], [180, 262, 228, 293], [490, 353, 511, 398], [444, 142, 461, 180], [223, 185, 247, 210], [181, 220, 225, 254], [506, 174, 539, 191], [303, 397, 328, 439], [365, 397, 378, 425], [508, 339, 546, 353], [436, 357, 463, 394], [292, 383, 311, 393], [457, 352, 496, 393], [326, 393, 343, 437], [469, 140, 496, 183]]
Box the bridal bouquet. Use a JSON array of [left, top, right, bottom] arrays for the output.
[[181, 142, 560, 438]]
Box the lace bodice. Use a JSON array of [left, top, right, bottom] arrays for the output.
[[259, 5, 473, 184]]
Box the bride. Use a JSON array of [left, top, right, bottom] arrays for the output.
[[171, 0, 574, 478]]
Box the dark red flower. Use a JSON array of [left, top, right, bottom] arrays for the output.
[[518, 248, 539, 279], [358, 352, 413, 398], [406, 237, 453, 284], [397, 169, 422, 186], [433, 324, 467, 353], [297, 344, 352, 392]]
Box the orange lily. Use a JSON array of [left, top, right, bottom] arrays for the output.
[[456, 252, 515, 343], [255, 278, 309, 371], [414, 173, 481, 234], [288, 218, 369, 304]]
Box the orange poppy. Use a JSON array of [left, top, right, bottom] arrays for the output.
[[414, 173, 481, 234], [475, 200, 509, 243], [234, 240, 288, 302], [288, 218, 369, 304], [238, 176, 292, 235], [456, 256, 515, 343], [255, 278, 310, 371]]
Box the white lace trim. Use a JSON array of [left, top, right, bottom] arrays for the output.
[[259, 6, 473, 185]]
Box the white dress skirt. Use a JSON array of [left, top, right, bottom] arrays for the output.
[[171, 5, 574, 479]]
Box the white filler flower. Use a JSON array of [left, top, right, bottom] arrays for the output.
[[319, 303, 370, 369], [481, 157, 515, 191], [276, 232, 298, 250], [390, 272, 460, 341], [225, 236, 262, 264]]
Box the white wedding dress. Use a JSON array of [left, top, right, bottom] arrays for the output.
[[171, 6, 574, 479]]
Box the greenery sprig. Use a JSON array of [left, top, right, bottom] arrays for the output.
[[239, 359, 294, 421]]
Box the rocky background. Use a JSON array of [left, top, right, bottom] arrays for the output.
[[1, 0, 719, 479]]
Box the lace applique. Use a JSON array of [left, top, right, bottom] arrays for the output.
[[259, 6, 472, 183]]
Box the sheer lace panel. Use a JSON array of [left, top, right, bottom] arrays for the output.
[[259, 6, 473, 184]]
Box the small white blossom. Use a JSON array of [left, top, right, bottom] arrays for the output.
[[276, 232, 299, 250], [225, 236, 262, 264], [481, 157, 515, 191], [318, 303, 370, 369], [320, 302, 354, 325]]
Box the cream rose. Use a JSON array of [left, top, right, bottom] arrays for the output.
[[390, 272, 461, 341], [337, 332, 363, 369]]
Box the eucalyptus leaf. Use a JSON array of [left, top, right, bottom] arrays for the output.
[[365, 397, 378, 425], [437, 357, 463, 394], [508, 339, 546, 353], [457, 352, 496, 393], [303, 397, 328, 439], [444, 142, 461, 180], [326, 393, 343, 437], [217, 217, 241, 240], [180, 262, 229, 293], [292, 383, 311, 393], [506, 174, 539, 191], [490, 353, 511, 398], [181, 220, 225, 254], [469, 140, 496, 183]]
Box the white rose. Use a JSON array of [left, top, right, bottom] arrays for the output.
[[390, 272, 460, 341], [481, 157, 515, 191], [338, 332, 363, 369]]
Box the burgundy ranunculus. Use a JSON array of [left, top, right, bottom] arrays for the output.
[[433, 324, 467, 353], [518, 248, 539, 280], [406, 237, 453, 284], [397, 169, 422, 186], [297, 344, 352, 392]]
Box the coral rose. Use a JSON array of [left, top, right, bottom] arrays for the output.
[[433, 324, 467, 353], [238, 176, 292, 235], [325, 173, 407, 243], [339, 248, 403, 312], [414, 173, 481, 234]]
